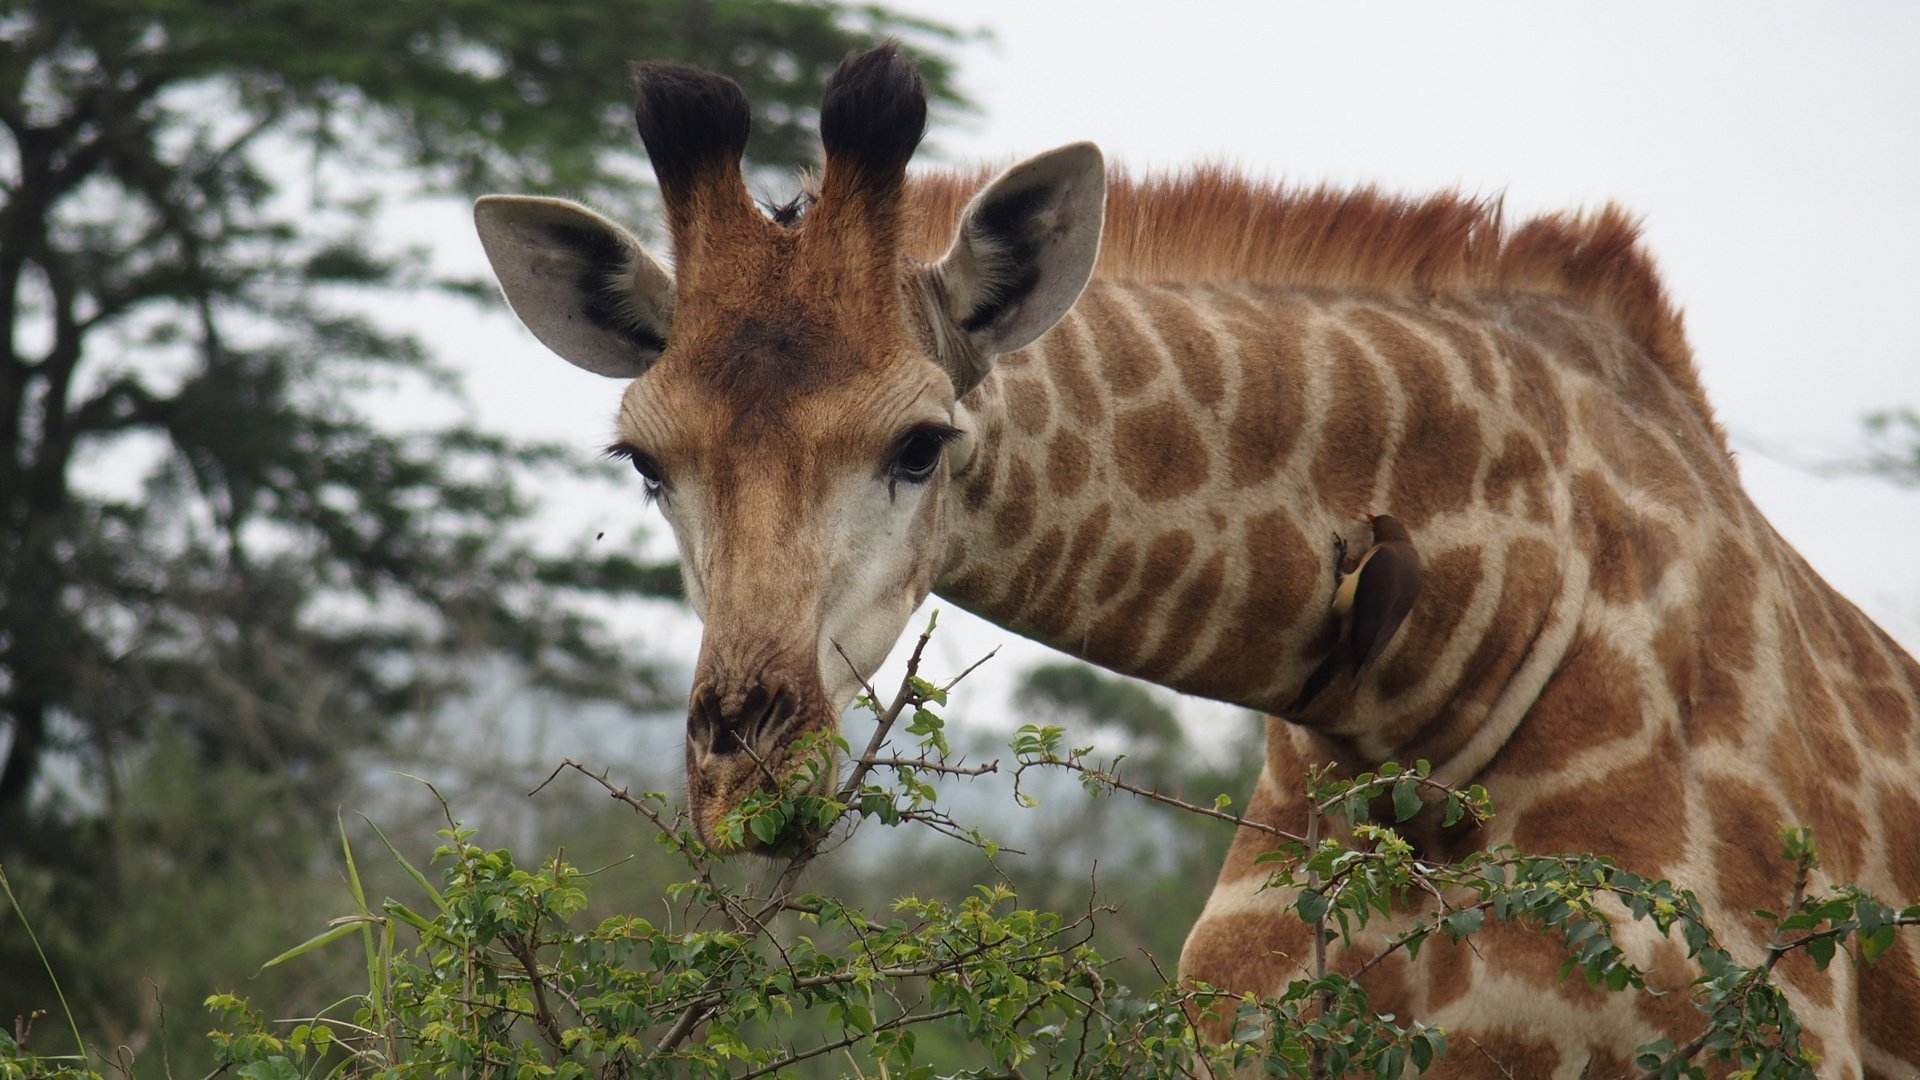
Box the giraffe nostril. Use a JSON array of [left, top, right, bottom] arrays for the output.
[[688, 679, 803, 758], [688, 684, 728, 754]]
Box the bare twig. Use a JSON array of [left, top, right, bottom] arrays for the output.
[[1469, 1036, 1519, 1080], [1014, 755, 1308, 844], [729, 1007, 965, 1080]]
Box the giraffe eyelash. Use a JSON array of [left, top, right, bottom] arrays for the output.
[[606, 442, 667, 504]]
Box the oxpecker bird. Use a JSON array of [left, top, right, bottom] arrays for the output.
[[1285, 514, 1424, 714]]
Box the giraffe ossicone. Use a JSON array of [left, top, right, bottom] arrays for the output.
[[475, 43, 1920, 1078]]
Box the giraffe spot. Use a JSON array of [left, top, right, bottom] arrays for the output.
[[1483, 432, 1551, 523], [1079, 288, 1161, 398], [1420, 932, 1474, 1013], [938, 561, 994, 607], [1838, 680, 1915, 758], [1633, 937, 1706, 1041], [1045, 428, 1091, 498], [996, 526, 1066, 617], [1858, 905, 1920, 1060], [1177, 908, 1313, 1008], [1686, 650, 1750, 749], [1093, 540, 1137, 605], [1442, 1028, 1561, 1080], [1218, 294, 1308, 488], [1213, 739, 1312, 883], [1706, 774, 1836, 1008], [1779, 626, 1859, 783], [1355, 952, 1416, 1030], [1510, 734, 1686, 878], [1374, 544, 1484, 702], [1828, 590, 1897, 681], [1027, 504, 1111, 638], [1003, 372, 1052, 435], [1140, 553, 1227, 680], [1043, 313, 1105, 427], [1510, 298, 1608, 381], [1671, 417, 1746, 523], [1492, 631, 1646, 779], [1139, 285, 1224, 407], [1309, 331, 1388, 515], [1400, 302, 1498, 396], [1085, 530, 1194, 669], [1184, 510, 1319, 703], [1138, 528, 1197, 584], [993, 457, 1038, 545], [1498, 332, 1570, 464], [1651, 607, 1698, 729], [1399, 537, 1559, 766], [1571, 468, 1642, 604], [1359, 312, 1482, 531], [1883, 784, 1920, 902], [1477, 920, 1613, 1008], [958, 445, 998, 511], [1685, 534, 1761, 746], [1114, 399, 1209, 501], [1580, 393, 1698, 511]]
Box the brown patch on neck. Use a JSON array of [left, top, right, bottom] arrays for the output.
[[902, 164, 1725, 455]]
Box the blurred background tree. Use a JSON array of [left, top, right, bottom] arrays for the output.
[[0, 0, 960, 1066], [1842, 409, 1920, 487]]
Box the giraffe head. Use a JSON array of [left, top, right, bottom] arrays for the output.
[[473, 45, 1105, 851]]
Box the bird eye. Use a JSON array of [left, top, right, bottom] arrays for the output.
[[889, 429, 951, 485]]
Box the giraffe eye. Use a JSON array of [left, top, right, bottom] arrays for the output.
[[887, 426, 958, 485], [608, 443, 666, 499]]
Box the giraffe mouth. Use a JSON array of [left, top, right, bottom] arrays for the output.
[[685, 692, 843, 856]]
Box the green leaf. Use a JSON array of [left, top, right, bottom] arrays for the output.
[[749, 812, 781, 845], [1443, 908, 1484, 938], [1410, 1032, 1434, 1072], [239, 1059, 300, 1080], [1295, 890, 1329, 924], [1393, 779, 1421, 823], [361, 814, 448, 912], [1806, 933, 1837, 970], [1862, 923, 1897, 962], [259, 922, 362, 970]]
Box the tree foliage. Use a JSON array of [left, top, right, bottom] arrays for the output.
[[8, 619, 1912, 1080], [0, 0, 960, 1044]]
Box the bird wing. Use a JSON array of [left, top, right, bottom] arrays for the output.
[[1348, 542, 1424, 685]]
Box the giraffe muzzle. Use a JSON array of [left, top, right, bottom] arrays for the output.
[[684, 672, 840, 854]]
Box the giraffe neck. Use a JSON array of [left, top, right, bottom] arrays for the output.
[[932, 279, 1611, 780]]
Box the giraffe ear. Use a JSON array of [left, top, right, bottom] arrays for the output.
[[925, 142, 1105, 394], [474, 195, 674, 379]]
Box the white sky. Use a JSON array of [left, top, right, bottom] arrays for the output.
[[406, 2, 1920, 735]]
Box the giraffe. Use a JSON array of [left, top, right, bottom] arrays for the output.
[[471, 45, 1920, 1077]]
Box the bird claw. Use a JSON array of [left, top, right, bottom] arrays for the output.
[[1331, 532, 1349, 571]]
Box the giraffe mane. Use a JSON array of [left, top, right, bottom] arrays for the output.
[[902, 163, 1724, 454]]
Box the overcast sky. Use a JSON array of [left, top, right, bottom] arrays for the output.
[[417, 3, 1920, 733]]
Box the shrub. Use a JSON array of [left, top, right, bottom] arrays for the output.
[[7, 615, 1917, 1079]]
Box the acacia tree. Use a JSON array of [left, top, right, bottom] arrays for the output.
[[0, 0, 958, 1041]]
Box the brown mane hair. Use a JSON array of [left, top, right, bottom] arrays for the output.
[[901, 164, 1723, 453]]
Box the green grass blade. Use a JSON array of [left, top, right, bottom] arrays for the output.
[[337, 814, 384, 1025], [338, 813, 369, 913], [0, 864, 90, 1068], [359, 813, 447, 913], [260, 921, 363, 970]]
